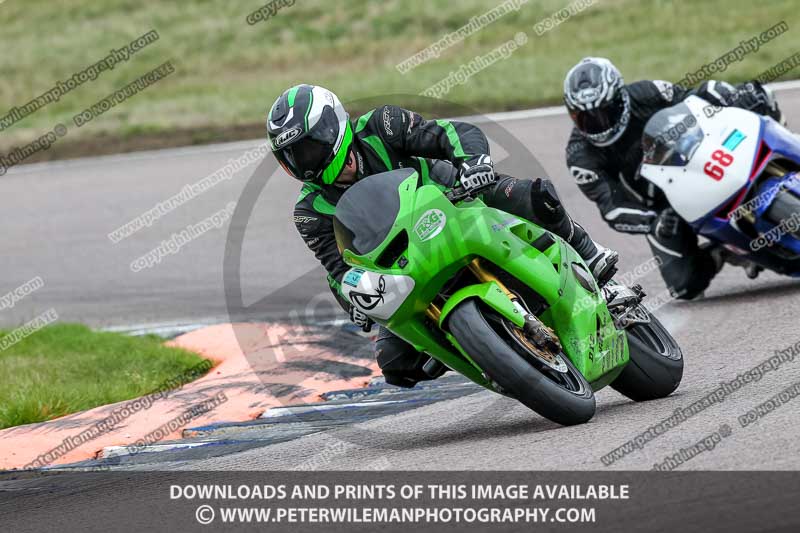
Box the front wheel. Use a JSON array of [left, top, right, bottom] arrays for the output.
[[766, 188, 800, 239], [611, 308, 683, 401], [447, 300, 596, 426]]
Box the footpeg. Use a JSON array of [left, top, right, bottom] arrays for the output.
[[745, 264, 763, 279], [604, 283, 645, 309]]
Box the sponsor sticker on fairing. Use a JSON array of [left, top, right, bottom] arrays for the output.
[[722, 129, 746, 152], [414, 209, 446, 241], [343, 268, 365, 287]]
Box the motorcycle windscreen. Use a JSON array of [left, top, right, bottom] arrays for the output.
[[642, 103, 704, 167], [333, 168, 416, 255]]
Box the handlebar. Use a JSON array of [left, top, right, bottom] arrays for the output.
[[445, 185, 470, 203], [445, 181, 495, 203]]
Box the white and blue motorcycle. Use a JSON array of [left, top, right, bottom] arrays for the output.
[[639, 95, 800, 277]]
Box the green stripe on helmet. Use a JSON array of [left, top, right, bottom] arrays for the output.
[[320, 121, 354, 185], [287, 86, 300, 107], [304, 90, 314, 130]]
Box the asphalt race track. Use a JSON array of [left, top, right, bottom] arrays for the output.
[[3, 86, 800, 471]]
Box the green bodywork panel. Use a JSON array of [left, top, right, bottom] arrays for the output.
[[339, 172, 629, 391], [439, 282, 525, 329]]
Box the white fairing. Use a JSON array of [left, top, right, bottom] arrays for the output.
[[341, 268, 415, 321], [639, 95, 761, 223]]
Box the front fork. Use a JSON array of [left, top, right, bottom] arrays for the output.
[[430, 258, 561, 351], [735, 161, 788, 225]]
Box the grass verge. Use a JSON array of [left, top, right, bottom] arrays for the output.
[[0, 324, 211, 429], [0, 0, 798, 161]]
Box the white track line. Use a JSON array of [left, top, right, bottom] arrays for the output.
[[100, 442, 213, 459], [7, 80, 800, 175], [260, 400, 407, 419], [101, 318, 227, 337]]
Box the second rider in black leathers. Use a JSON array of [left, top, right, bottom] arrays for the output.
[[563, 57, 784, 299]]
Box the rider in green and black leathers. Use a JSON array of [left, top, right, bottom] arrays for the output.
[[268, 84, 619, 388]]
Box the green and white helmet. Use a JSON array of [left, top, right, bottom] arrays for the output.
[[267, 84, 353, 185]]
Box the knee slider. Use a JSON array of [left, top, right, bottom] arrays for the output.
[[531, 178, 564, 224]]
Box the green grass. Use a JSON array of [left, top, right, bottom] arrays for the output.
[[0, 0, 799, 157], [0, 324, 211, 429]]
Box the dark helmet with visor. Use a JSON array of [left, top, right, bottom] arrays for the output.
[[267, 84, 353, 185], [564, 57, 630, 147]]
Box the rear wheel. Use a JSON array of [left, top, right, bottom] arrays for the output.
[[610, 307, 683, 401], [447, 299, 596, 426]]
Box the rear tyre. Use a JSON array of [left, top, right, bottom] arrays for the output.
[[448, 299, 596, 425], [610, 310, 683, 402]]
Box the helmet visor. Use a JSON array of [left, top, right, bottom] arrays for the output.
[[570, 95, 626, 135], [273, 107, 340, 182], [277, 136, 334, 182]]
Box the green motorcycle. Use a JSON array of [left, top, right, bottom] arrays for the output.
[[333, 168, 683, 425]]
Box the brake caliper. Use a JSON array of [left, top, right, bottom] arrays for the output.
[[522, 314, 562, 353]]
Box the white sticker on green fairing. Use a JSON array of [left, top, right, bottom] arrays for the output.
[[344, 271, 416, 320], [414, 209, 446, 242]]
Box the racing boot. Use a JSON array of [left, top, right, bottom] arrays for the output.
[[568, 221, 619, 287]]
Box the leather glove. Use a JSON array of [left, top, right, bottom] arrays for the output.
[[459, 154, 495, 193], [695, 80, 738, 107], [603, 204, 657, 234], [653, 208, 682, 240], [349, 304, 374, 333]]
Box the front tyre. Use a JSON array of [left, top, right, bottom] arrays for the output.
[[448, 300, 596, 426], [766, 188, 800, 239], [611, 309, 683, 401]]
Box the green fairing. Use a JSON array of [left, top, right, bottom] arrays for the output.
[[339, 172, 629, 392], [439, 282, 525, 329]]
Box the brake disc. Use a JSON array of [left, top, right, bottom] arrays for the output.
[[502, 320, 568, 373]]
